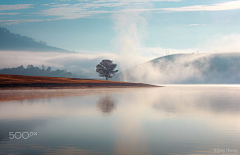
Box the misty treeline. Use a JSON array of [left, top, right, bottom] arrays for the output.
[[0, 65, 78, 78]]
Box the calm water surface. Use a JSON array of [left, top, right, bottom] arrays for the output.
[[0, 86, 240, 155]]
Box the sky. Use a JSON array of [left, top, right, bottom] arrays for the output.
[[1, 0, 240, 79], [1, 0, 240, 54]]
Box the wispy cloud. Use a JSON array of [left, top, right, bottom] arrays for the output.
[[115, 0, 240, 13], [0, 13, 20, 15], [188, 24, 199, 26], [50, 4, 70, 7], [163, 0, 240, 12], [0, 4, 33, 11], [39, 2, 129, 19], [73, 2, 128, 8], [40, 7, 90, 19], [0, 19, 56, 25], [94, 0, 181, 2], [2, 0, 238, 25], [0, 4, 33, 25], [188, 24, 207, 27], [38, 0, 182, 20], [39, 0, 240, 21]]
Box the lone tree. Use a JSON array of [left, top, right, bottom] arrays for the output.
[[96, 60, 118, 80]]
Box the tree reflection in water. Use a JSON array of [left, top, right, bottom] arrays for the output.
[[97, 94, 116, 114]]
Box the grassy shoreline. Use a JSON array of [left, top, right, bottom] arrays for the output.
[[0, 74, 159, 89]]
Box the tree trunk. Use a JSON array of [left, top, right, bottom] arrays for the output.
[[106, 77, 108, 80]]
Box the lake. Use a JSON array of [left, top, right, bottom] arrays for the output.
[[0, 86, 240, 155]]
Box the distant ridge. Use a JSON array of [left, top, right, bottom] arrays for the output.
[[0, 27, 75, 53], [112, 53, 240, 84]]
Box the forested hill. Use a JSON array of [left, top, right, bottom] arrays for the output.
[[0, 27, 74, 53]]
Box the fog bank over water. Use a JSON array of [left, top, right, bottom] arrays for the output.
[[0, 50, 151, 78], [1, 51, 240, 84], [113, 53, 240, 84]]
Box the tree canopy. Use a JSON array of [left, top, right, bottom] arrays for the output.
[[96, 60, 118, 80]]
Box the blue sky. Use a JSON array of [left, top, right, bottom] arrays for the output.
[[1, 0, 240, 54]]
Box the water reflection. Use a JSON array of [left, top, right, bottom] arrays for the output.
[[0, 87, 240, 154], [0, 119, 46, 142], [152, 87, 240, 115], [97, 94, 116, 114]]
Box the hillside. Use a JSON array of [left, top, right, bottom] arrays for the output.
[[0, 27, 74, 53], [112, 53, 240, 84]]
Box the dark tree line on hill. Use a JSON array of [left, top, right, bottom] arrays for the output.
[[0, 27, 73, 52], [0, 65, 74, 78]]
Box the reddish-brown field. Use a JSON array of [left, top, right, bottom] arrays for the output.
[[0, 74, 158, 89]]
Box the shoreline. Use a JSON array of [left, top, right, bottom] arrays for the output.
[[0, 74, 159, 90]]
